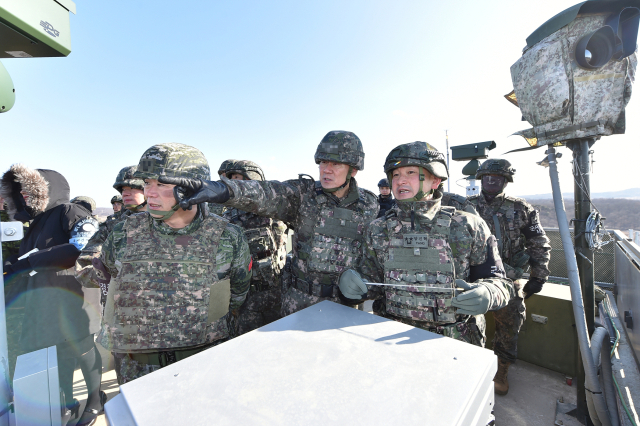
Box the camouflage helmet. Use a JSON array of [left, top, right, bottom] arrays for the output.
[[476, 158, 516, 183], [110, 195, 122, 204], [134, 143, 211, 181], [225, 160, 265, 181], [113, 165, 145, 193], [217, 159, 238, 176], [314, 131, 365, 170], [384, 141, 448, 181], [71, 196, 96, 212], [378, 178, 390, 187]]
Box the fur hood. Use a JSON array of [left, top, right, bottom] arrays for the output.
[[0, 164, 70, 221]]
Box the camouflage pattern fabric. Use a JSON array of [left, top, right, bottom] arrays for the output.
[[314, 131, 365, 170], [113, 165, 144, 192], [222, 175, 379, 316], [360, 190, 514, 347], [384, 141, 448, 181], [95, 207, 251, 354], [440, 192, 478, 215], [223, 207, 288, 334], [70, 196, 96, 212], [467, 193, 549, 362], [510, 12, 637, 146], [208, 203, 227, 216], [225, 160, 266, 181], [467, 193, 550, 281], [492, 279, 526, 363], [134, 143, 211, 181], [113, 339, 226, 384], [75, 208, 136, 312], [476, 159, 516, 183]]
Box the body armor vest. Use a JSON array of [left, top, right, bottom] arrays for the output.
[[102, 213, 230, 352], [292, 185, 367, 295], [470, 195, 527, 278], [383, 206, 458, 324], [225, 208, 285, 287]]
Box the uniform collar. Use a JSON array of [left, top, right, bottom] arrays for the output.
[[316, 178, 361, 207], [150, 205, 204, 235], [396, 190, 443, 224], [479, 191, 506, 209]]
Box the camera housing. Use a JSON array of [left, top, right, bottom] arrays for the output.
[[508, 1, 639, 147], [0, 0, 76, 58], [450, 141, 497, 162]]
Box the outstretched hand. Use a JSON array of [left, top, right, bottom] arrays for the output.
[[157, 176, 230, 209], [451, 279, 492, 316]]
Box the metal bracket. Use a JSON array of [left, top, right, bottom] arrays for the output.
[[0, 222, 23, 242]]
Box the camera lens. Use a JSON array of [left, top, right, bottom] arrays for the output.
[[575, 26, 616, 69]]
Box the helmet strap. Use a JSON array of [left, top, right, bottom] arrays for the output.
[[125, 200, 147, 213], [149, 203, 181, 221], [396, 167, 432, 203], [323, 166, 353, 194]]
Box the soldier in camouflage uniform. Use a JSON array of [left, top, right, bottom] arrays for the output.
[[159, 131, 380, 316], [464, 158, 550, 395], [75, 166, 147, 312], [339, 142, 514, 348], [71, 196, 96, 214], [81, 144, 251, 385], [222, 160, 288, 333], [111, 195, 123, 214]]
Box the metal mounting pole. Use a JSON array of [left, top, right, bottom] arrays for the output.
[[568, 139, 596, 424]]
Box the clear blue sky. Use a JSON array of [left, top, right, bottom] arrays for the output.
[[2, 0, 638, 208]]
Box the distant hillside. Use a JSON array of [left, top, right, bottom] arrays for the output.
[[521, 188, 640, 200], [526, 198, 640, 231], [95, 207, 113, 217]]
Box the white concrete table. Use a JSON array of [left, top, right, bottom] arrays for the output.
[[106, 301, 496, 426]]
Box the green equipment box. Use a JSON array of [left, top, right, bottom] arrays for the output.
[[485, 283, 578, 377], [0, 0, 76, 58]]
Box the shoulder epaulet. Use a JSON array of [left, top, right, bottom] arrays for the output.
[[467, 194, 479, 201], [451, 193, 468, 204], [359, 188, 377, 203], [439, 206, 456, 217]]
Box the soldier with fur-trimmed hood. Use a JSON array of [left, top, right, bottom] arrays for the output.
[[0, 164, 105, 425]]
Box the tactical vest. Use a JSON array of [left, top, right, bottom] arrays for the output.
[[382, 206, 458, 324], [470, 195, 528, 278], [292, 185, 367, 296], [102, 213, 231, 352], [225, 208, 284, 287]]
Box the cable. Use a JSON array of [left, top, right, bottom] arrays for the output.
[[586, 210, 613, 251], [572, 154, 614, 251], [604, 296, 639, 426]]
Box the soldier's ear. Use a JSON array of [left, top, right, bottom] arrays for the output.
[[350, 169, 358, 178], [430, 178, 442, 189]]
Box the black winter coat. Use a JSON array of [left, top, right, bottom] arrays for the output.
[[377, 194, 396, 218], [1, 166, 100, 353]]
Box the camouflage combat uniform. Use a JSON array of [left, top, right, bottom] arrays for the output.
[[90, 144, 252, 384], [222, 160, 289, 334], [357, 143, 514, 347], [222, 132, 379, 315], [75, 166, 146, 312], [467, 159, 550, 364]]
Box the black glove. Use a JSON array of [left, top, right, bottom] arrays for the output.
[[3, 257, 31, 277], [157, 176, 230, 210], [523, 277, 545, 299]]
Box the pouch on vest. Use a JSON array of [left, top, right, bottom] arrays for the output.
[[208, 278, 231, 323]]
